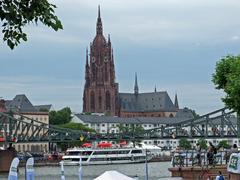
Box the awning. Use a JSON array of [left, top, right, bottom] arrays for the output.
[[94, 170, 135, 180]]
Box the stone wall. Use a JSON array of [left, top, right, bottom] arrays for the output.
[[0, 149, 17, 172]]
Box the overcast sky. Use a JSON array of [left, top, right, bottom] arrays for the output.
[[1, 0, 240, 114]]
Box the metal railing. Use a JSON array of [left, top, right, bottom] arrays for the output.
[[171, 150, 234, 167]]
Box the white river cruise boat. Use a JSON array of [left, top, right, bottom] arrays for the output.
[[62, 147, 152, 165]]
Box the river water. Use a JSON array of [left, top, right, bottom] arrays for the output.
[[0, 162, 171, 180]]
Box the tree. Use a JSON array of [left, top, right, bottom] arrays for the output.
[[212, 55, 240, 136], [197, 138, 207, 150], [58, 122, 95, 133], [217, 140, 231, 149], [0, 0, 63, 49], [179, 138, 191, 150], [49, 107, 72, 125], [56, 122, 95, 151], [117, 124, 144, 134], [189, 109, 200, 118]]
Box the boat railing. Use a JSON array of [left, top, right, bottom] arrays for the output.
[[171, 149, 235, 167], [66, 146, 141, 151]]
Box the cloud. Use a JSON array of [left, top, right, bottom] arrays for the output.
[[0, 75, 224, 115], [1, 0, 240, 116], [0, 76, 84, 112], [231, 36, 240, 41]]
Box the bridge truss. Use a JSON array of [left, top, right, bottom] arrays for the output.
[[0, 108, 238, 144]]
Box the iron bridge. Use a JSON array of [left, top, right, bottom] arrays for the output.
[[0, 107, 238, 143]]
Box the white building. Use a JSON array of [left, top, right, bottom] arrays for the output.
[[4, 94, 52, 152], [72, 110, 239, 150]]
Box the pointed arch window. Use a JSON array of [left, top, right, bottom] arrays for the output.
[[106, 91, 111, 110], [90, 91, 95, 112], [105, 65, 108, 81], [99, 96, 102, 109], [92, 64, 96, 80]]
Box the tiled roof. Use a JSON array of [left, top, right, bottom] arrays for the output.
[[74, 114, 190, 125], [6, 94, 36, 112], [34, 105, 52, 112], [5, 94, 51, 113], [175, 108, 194, 119], [74, 114, 237, 125], [119, 91, 176, 112]]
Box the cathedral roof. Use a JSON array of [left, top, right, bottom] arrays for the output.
[[119, 91, 177, 112]]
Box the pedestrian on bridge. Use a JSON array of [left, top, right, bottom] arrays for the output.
[[196, 143, 202, 166], [215, 171, 224, 180], [207, 142, 216, 165]]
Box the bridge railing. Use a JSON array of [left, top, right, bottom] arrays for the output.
[[171, 149, 234, 167]]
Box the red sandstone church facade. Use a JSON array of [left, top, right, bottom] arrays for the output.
[[83, 7, 179, 117]]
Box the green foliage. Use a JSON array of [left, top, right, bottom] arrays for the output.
[[49, 107, 72, 125], [57, 141, 83, 151], [58, 122, 95, 133], [39, 108, 49, 112], [189, 109, 200, 118], [197, 138, 207, 149], [212, 55, 240, 114], [179, 138, 191, 150], [104, 112, 111, 116], [117, 124, 144, 134], [81, 112, 92, 115], [217, 140, 231, 149], [0, 0, 63, 49]]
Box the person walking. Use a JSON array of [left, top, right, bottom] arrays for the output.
[[207, 142, 216, 165], [215, 171, 224, 180], [196, 143, 202, 166]]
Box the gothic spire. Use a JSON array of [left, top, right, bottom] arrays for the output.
[[98, 5, 101, 18], [154, 85, 157, 93], [96, 5, 103, 35], [108, 34, 111, 44], [86, 47, 89, 67], [134, 72, 139, 95], [174, 93, 179, 109]]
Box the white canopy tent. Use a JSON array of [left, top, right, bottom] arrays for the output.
[[93, 170, 135, 180]]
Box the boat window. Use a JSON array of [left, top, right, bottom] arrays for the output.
[[93, 150, 130, 155], [81, 151, 92, 155], [90, 158, 105, 161], [131, 150, 142, 154], [71, 158, 88, 161], [67, 151, 92, 156], [67, 151, 80, 155]]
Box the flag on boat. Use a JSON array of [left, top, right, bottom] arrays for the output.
[[8, 157, 20, 180], [60, 161, 65, 180], [97, 142, 112, 148], [145, 149, 148, 180], [78, 157, 82, 180], [26, 157, 35, 180]]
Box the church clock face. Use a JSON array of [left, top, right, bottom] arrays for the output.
[[104, 56, 108, 62], [92, 56, 95, 63]]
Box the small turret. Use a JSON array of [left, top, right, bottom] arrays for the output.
[[134, 73, 139, 95], [85, 47, 90, 87], [108, 34, 111, 45], [174, 93, 179, 109], [86, 47, 89, 67]]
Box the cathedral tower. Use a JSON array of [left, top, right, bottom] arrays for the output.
[[83, 6, 119, 115]]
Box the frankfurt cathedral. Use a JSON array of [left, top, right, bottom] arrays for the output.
[[83, 7, 180, 118]]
